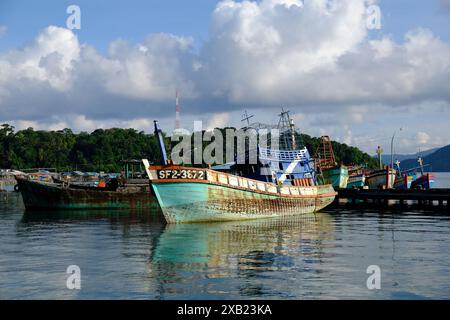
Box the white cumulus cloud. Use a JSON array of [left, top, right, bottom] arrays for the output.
[[0, 0, 450, 153]]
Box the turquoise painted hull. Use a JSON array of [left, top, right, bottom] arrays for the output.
[[151, 182, 336, 224], [347, 180, 364, 189], [320, 167, 349, 189], [347, 174, 365, 189]]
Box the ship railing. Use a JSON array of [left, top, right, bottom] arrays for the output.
[[206, 170, 318, 197], [259, 147, 310, 162], [147, 165, 320, 197], [235, 147, 311, 164]]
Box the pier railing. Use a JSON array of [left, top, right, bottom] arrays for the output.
[[337, 188, 450, 209]]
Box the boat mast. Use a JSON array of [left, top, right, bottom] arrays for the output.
[[241, 110, 254, 128], [154, 120, 168, 165], [290, 118, 296, 150], [395, 159, 402, 177], [417, 156, 424, 175], [278, 108, 296, 150], [315, 136, 337, 171]]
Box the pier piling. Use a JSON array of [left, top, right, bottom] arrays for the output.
[[336, 188, 450, 212]]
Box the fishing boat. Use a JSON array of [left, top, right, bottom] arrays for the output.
[[315, 136, 349, 189], [0, 169, 23, 192], [393, 160, 413, 189], [410, 156, 434, 190], [411, 173, 434, 189], [16, 160, 157, 210], [320, 166, 349, 189], [0, 169, 16, 192], [347, 167, 366, 189], [146, 112, 336, 224], [394, 156, 435, 190], [394, 173, 413, 189], [365, 166, 397, 189]]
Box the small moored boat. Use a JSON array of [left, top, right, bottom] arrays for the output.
[[16, 160, 157, 210], [365, 166, 397, 189], [347, 167, 366, 189], [411, 157, 434, 190], [315, 136, 349, 189]]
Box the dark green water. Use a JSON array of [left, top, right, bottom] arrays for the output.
[[1, 174, 450, 299]]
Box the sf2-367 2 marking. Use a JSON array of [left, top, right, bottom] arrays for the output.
[[158, 169, 206, 180]]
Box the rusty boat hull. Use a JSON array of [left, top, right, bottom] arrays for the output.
[[147, 166, 336, 224], [16, 177, 157, 210]]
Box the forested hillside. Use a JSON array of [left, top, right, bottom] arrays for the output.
[[0, 124, 378, 172]]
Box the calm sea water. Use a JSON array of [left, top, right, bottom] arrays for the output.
[[1, 173, 450, 300]]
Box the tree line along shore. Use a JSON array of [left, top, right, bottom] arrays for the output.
[[0, 124, 378, 173]]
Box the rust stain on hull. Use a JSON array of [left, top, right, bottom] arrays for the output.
[[152, 182, 336, 223]]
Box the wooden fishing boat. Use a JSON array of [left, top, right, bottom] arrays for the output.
[[394, 157, 435, 190], [145, 164, 336, 224], [410, 157, 434, 190], [320, 166, 349, 189], [0, 173, 17, 192], [16, 160, 157, 210], [0, 169, 26, 192], [315, 136, 349, 189], [393, 160, 413, 190], [347, 171, 366, 189], [16, 177, 156, 210], [394, 174, 413, 189], [147, 115, 336, 224], [365, 166, 397, 189], [411, 173, 434, 190]]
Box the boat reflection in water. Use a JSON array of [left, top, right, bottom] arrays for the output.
[[15, 203, 335, 299], [150, 213, 335, 298], [20, 206, 165, 225], [6, 190, 450, 299]]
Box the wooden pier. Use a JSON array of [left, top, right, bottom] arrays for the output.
[[336, 188, 450, 210]]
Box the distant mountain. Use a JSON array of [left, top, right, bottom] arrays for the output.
[[400, 145, 450, 172], [379, 148, 440, 164]]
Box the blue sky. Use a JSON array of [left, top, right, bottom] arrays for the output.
[[1, 0, 449, 51], [1, 0, 450, 154], [0, 0, 218, 52]]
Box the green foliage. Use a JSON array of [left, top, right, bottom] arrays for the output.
[[0, 124, 164, 172], [0, 123, 377, 171]]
